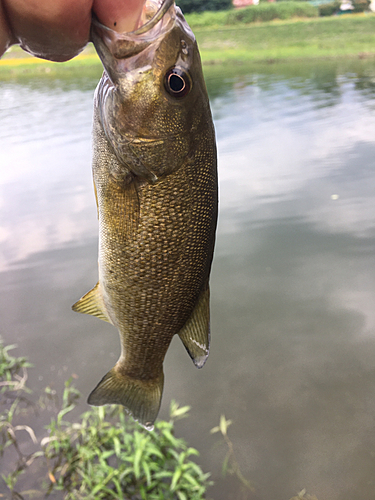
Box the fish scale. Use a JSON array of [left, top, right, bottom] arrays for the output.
[[73, 0, 217, 429]]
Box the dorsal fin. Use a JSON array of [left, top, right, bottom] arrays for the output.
[[178, 284, 210, 369], [72, 282, 111, 323]]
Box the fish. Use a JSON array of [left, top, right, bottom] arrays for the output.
[[72, 0, 218, 430]]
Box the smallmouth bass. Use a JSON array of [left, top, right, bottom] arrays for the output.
[[73, 0, 218, 430]]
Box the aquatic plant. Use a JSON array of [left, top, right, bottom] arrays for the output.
[[289, 490, 319, 500], [210, 415, 255, 494]]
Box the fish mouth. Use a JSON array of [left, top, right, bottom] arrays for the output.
[[91, 0, 176, 76], [130, 0, 175, 36], [93, 0, 174, 37]]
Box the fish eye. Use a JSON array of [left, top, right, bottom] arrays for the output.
[[164, 68, 191, 98]]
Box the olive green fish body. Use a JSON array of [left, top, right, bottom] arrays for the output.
[[73, 0, 217, 429]]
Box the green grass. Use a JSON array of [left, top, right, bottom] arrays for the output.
[[0, 339, 213, 499], [183, 2, 318, 27], [0, 45, 102, 82], [1, 13, 375, 79], [193, 14, 375, 63]]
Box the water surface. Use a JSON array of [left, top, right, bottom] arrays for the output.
[[1, 59, 375, 499]]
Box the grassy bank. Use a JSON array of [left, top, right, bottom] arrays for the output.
[[195, 13, 375, 63], [0, 45, 103, 81], [186, 1, 318, 27], [1, 13, 375, 79]]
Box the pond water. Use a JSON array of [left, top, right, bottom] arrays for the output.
[[1, 58, 375, 499]]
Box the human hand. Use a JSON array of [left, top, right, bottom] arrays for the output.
[[0, 0, 145, 61]]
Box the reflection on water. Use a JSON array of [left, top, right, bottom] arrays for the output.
[[1, 60, 375, 499]]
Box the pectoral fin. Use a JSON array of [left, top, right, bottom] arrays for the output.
[[178, 284, 210, 369], [72, 282, 111, 323]]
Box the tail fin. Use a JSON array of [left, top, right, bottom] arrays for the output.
[[87, 366, 164, 430]]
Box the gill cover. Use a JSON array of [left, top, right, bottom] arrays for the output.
[[90, 0, 200, 184]]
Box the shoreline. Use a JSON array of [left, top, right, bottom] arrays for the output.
[[1, 13, 375, 77], [1, 50, 374, 73]]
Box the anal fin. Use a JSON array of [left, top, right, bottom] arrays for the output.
[[72, 282, 111, 323], [178, 284, 210, 369]]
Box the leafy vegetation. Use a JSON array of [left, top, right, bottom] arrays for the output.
[[0, 341, 36, 494], [176, 0, 232, 14], [270, 0, 312, 3], [226, 2, 318, 23], [178, 9, 231, 27], [0, 336, 325, 500], [318, 1, 340, 16], [352, 0, 371, 11], [178, 1, 318, 25], [0, 338, 212, 499], [42, 391, 211, 500], [0, 338, 322, 500], [210, 415, 255, 494], [315, 0, 369, 15]]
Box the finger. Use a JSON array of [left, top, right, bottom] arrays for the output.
[[0, 1, 16, 56], [2, 0, 93, 61], [93, 0, 145, 32]]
